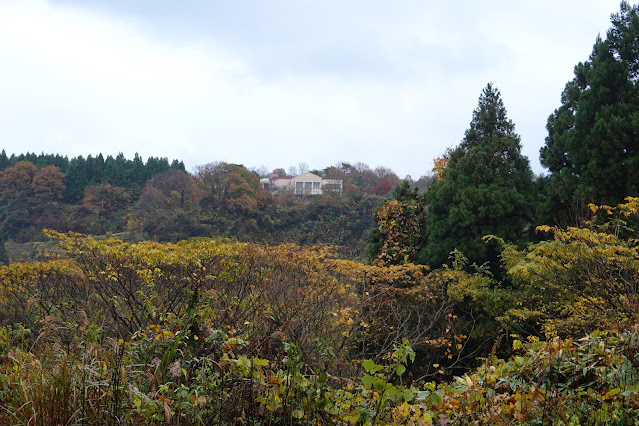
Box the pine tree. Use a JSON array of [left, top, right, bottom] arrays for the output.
[[145, 157, 171, 180], [540, 2, 639, 224], [103, 155, 126, 187], [422, 83, 535, 269], [0, 235, 8, 265], [0, 150, 10, 171], [86, 154, 105, 184], [129, 153, 146, 187], [170, 159, 186, 171], [64, 156, 89, 203]]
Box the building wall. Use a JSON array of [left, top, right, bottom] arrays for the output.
[[291, 173, 342, 195], [263, 173, 342, 195]]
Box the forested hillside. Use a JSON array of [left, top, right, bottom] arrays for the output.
[[1, 199, 639, 424], [0, 152, 406, 261], [2, 2, 639, 424]]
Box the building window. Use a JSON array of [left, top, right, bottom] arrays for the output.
[[313, 182, 320, 190], [323, 183, 341, 192]]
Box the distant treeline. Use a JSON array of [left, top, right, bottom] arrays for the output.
[[0, 151, 185, 203], [0, 152, 416, 259]]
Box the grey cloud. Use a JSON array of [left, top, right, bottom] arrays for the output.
[[4, 0, 623, 177], [51, 1, 500, 81]]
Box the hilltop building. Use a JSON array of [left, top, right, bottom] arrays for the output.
[[260, 172, 342, 195]]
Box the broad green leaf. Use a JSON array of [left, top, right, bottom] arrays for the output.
[[396, 364, 406, 376], [361, 375, 374, 389]]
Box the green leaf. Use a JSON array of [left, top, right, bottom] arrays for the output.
[[385, 385, 401, 399], [429, 391, 442, 405], [415, 390, 430, 402], [403, 389, 414, 402], [423, 411, 433, 424], [396, 364, 406, 376], [606, 388, 620, 397], [253, 357, 269, 367], [373, 379, 387, 392], [361, 359, 383, 374], [362, 359, 376, 372], [361, 375, 374, 389]]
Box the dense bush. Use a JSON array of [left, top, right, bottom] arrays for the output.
[[2, 195, 639, 424]]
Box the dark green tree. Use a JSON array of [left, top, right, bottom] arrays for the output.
[[145, 157, 171, 180], [103, 155, 126, 187], [170, 159, 186, 171], [64, 156, 88, 203], [540, 2, 639, 224], [0, 150, 10, 170], [128, 153, 146, 188], [86, 154, 105, 184], [0, 234, 8, 265], [391, 180, 422, 204], [422, 83, 535, 270]]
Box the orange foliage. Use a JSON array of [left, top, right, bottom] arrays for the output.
[[0, 160, 38, 197], [432, 148, 453, 180], [32, 165, 66, 199], [82, 184, 131, 214]]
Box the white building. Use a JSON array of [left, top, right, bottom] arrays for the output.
[[260, 172, 342, 195]]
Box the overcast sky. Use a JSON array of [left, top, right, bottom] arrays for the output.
[[0, 0, 623, 178]]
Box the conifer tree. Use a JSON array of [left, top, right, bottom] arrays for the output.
[[103, 155, 127, 187], [170, 159, 186, 171], [540, 2, 639, 223], [422, 83, 535, 269], [0, 150, 9, 171], [64, 156, 89, 203], [0, 229, 9, 265], [0, 237, 8, 265], [129, 153, 146, 187], [86, 154, 104, 184]]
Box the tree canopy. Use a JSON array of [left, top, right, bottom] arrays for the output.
[[541, 2, 639, 223], [422, 83, 535, 269]]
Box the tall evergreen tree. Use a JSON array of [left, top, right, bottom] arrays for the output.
[[541, 2, 639, 224], [422, 83, 535, 269], [129, 153, 146, 188], [145, 157, 171, 180], [52, 154, 70, 172], [0, 234, 8, 265], [103, 155, 126, 187], [0, 150, 9, 171], [64, 156, 89, 203], [86, 154, 104, 184], [170, 159, 186, 171]]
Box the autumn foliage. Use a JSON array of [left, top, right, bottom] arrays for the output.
[[0, 228, 505, 423], [0, 196, 638, 423]]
